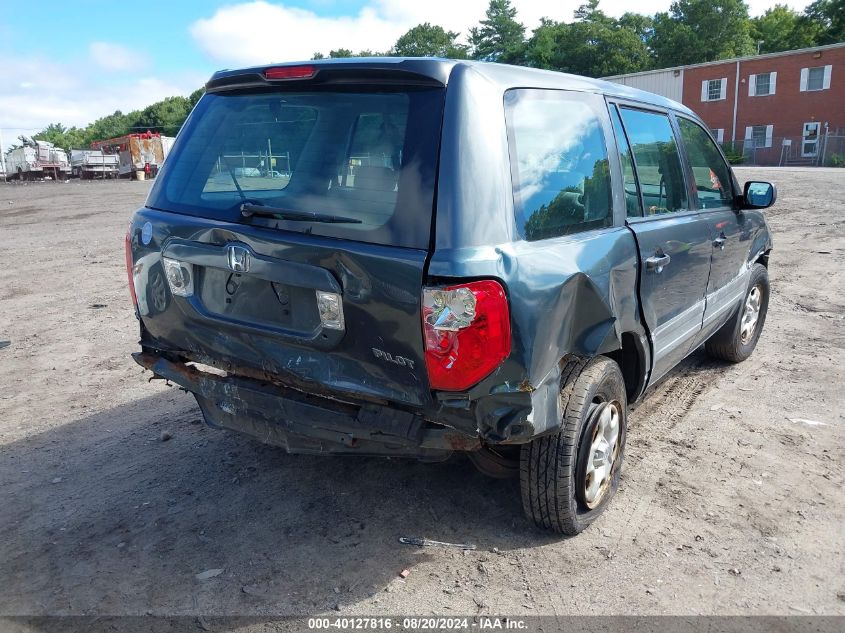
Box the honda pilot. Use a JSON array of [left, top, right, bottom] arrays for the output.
[[126, 59, 775, 535]]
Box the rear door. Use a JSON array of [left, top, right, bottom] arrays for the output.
[[132, 82, 445, 408], [610, 104, 713, 383]]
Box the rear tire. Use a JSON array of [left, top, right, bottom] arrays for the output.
[[520, 356, 627, 535], [705, 263, 769, 363]]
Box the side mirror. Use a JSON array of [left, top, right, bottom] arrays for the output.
[[742, 181, 777, 209]]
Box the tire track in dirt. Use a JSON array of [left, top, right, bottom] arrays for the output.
[[618, 352, 731, 544], [630, 352, 727, 431]]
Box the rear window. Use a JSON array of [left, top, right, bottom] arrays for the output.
[[504, 89, 612, 241], [147, 88, 444, 249]]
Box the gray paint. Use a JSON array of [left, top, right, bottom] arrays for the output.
[[128, 58, 773, 456]]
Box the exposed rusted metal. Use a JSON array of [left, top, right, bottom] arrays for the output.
[[91, 132, 165, 178]]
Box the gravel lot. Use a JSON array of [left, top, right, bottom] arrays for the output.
[[0, 168, 843, 621]]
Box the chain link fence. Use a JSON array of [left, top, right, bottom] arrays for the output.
[[721, 134, 845, 167]]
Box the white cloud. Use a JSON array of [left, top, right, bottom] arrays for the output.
[[190, 0, 815, 67], [0, 55, 203, 135], [89, 41, 148, 72]]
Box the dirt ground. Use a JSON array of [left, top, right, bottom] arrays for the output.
[[0, 168, 843, 621]]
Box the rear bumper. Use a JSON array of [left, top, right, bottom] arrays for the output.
[[133, 352, 479, 458]]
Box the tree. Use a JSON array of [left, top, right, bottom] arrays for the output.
[[469, 0, 526, 64], [83, 110, 134, 144], [33, 123, 85, 152], [134, 96, 193, 135], [618, 11, 655, 47], [802, 0, 845, 45], [751, 5, 819, 54], [392, 23, 469, 58], [311, 48, 384, 59], [524, 3, 652, 77], [651, 0, 755, 67], [188, 88, 205, 109]]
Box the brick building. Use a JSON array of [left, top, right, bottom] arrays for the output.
[[605, 43, 845, 165]]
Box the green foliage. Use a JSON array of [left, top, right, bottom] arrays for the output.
[[651, 0, 755, 66], [524, 158, 610, 241], [828, 153, 845, 167], [133, 96, 193, 134], [33, 123, 86, 153], [189, 88, 205, 108], [469, 0, 526, 63], [802, 0, 845, 45], [751, 5, 819, 53], [30, 92, 204, 153], [525, 3, 652, 77], [311, 48, 386, 60], [392, 23, 469, 58], [720, 143, 746, 165]]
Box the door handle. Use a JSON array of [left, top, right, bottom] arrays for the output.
[[645, 253, 671, 272], [713, 233, 727, 250]]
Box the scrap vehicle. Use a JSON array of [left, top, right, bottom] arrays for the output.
[[70, 149, 119, 179], [5, 137, 70, 180], [125, 59, 775, 535], [161, 136, 176, 163], [91, 131, 165, 180]]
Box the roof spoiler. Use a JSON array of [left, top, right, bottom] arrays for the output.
[[205, 59, 454, 93]]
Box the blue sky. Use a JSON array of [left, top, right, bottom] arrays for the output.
[[0, 0, 812, 135]]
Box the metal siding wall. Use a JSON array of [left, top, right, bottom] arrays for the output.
[[607, 70, 684, 101]]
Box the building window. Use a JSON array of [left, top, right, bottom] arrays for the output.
[[746, 125, 773, 149], [701, 78, 727, 102], [711, 128, 725, 143], [708, 79, 722, 100], [750, 72, 776, 96], [808, 67, 825, 90], [801, 65, 832, 92]]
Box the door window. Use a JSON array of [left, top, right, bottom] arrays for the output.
[[505, 89, 612, 241], [677, 117, 734, 209], [619, 108, 689, 216], [610, 104, 642, 218]]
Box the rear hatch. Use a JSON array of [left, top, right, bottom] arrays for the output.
[[131, 65, 445, 408]]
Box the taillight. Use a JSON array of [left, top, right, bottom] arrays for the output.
[[125, 224, 138, 308], [422, 280, 511, 391], [264, 65, 316, 80]]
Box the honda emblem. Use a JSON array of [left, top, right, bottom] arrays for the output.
[[226, 245, 250, 273]]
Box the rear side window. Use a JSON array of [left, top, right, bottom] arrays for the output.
[[677, 117, 734, 209], [147, 88, 444, 249], [505, 89, 612, 241], [619, 108, 689, 216]]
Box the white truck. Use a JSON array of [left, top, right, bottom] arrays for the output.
[[70, 149, 119, 179], [5, 138, 70, 180]]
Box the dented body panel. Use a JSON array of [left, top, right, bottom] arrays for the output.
[[127, 58, 770, 458]]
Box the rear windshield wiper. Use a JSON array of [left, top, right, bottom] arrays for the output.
[[240, 202, 362, 224]]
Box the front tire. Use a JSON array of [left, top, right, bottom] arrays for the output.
[[705, 263, 769, 363], [520, 356, 627, 535]]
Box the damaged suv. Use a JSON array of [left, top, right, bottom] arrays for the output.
[[126, 59, 774, 535]]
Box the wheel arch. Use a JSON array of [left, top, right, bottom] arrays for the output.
[[602, 331, 650, 403]]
